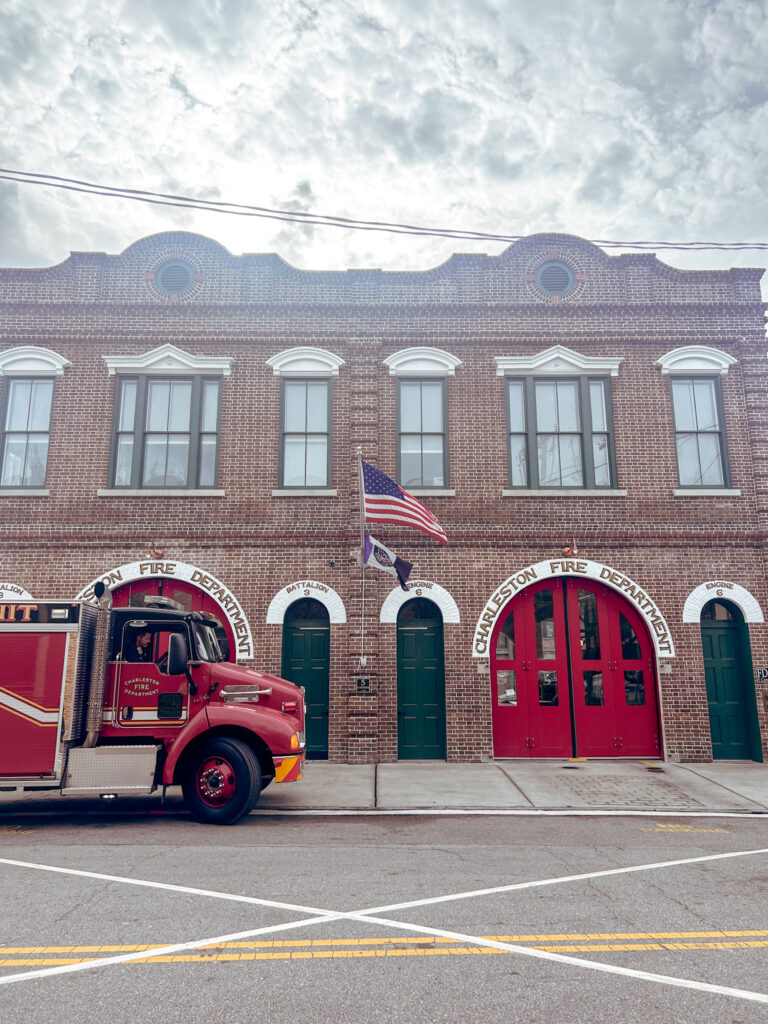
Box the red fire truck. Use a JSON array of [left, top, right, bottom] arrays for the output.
[[0, 584, 305, 824]]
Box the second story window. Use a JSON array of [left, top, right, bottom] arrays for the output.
[[506, 377, 615, 489], [280, 379, 331, 487], [670, 377, 727, 487], [111, 376, 221, 488], [0, 378, 54, 487], [398, 379, 447, 488]]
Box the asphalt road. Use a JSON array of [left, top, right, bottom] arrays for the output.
[[0, 805, 766, 1023]]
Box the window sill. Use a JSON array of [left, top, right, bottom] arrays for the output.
[[97, 488, 225, 497], [674, 488, 741, 497], [407, 488, 456, 497], [0, 488, 50, 497], [502, 488, 628, 498], [271, 488, 338, 497]]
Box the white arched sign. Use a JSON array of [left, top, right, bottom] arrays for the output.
[[76, 560, 254, 660], [682, 580, 764, 623], [266, 580, 346, 623], [380, 579, 460, 623], [472, 558, 675, 659]]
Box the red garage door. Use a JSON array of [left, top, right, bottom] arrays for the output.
[[491, 578, 661, 758]]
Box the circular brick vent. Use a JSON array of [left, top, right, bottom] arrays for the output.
[[536, 261, 574, 296], [156, 260, 194, 295]]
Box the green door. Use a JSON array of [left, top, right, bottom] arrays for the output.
[[282, 599, 330, 759], [397, 599, 446, 759], [701, 601, 753, 760]]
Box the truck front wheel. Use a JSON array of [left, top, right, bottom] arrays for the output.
[[182, 737, 262, 825]]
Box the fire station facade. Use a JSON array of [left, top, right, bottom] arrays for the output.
[[1, 230, 767, 764]]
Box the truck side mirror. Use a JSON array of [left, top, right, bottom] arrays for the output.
[[167, 632, 189, 676]]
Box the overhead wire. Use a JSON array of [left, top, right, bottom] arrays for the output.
[[1, 167, 766, 252]]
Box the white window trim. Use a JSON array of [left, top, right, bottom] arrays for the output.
[[103, 344, 232, 376], [0, 346, 71, 377], [267, 347, 344, 377], [384, 347, 461, 377], [495, 345, 622, 377], [656, 346, 736, 375]]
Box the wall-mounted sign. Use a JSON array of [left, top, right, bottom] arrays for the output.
[[0, 582, 33, 601], [472, 558, 675, 659]]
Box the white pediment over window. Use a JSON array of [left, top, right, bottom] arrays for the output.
[[383, 347, 461, 377], [0, 346, 71, 377], [494, 345, 622, 377], [266, 347, 345, 377], [103, 344, 232, 376], [656, 346, 737, 375]]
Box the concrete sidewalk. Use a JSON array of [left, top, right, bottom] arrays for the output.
[[257, 759, 768, 814]]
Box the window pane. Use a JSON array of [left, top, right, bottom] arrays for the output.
[[495, 614, 515, 659], [535, 589, 555, 659], [284, 383, 306, 431], [199, 435, 217, 487], [168, 382, 191, 432], [672, 380, 696, 430], [119, 381, 137, 431], [624, 670, 645, 705], [556, 381, 580, 431], [592, 434, 610, 486], [559, 435, 583, 486], [399, 382, 421, 432], [507, 381, 525, 432], [305, 436, 328, 486], [6, 381, 31, 429], [693, 379, 718, 431], [421, 383, 443, 432], [142, 436, 167, 485], [509, 434, 528, 486], [698, 433, 724, 486], [538, 670, 558, 706], [589, 381, 607, 431], [306, 382, 328, 432], [676, 433, 700, 485], [28, 380, 53, 431], [1, 436, 25, 485], [400, 451, 421, 488], [22, 437, 47, 486], [115, 436, 134, 486], [497, 670, 517, 706], [619, 613, 642, 659], [200, 381, 219, 433], [578, 590, 601, 659], [166, 438, 189, 485], [422, 436, 444, 486], [584, 671, 604, 706], [283, 437, 306, 486], [537, 434, 560, 486], [535, 383, 557, 431], [146, 382, 170, 431]]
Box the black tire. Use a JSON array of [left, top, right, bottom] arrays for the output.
[[181, 737, 262, 825]]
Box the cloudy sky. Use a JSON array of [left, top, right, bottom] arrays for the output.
[[1, 0, 766, 287]]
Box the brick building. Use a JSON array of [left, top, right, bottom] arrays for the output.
[[1, 230, 766, 764]]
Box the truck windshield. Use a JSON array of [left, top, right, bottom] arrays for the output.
[[192, 624, 224, 662]]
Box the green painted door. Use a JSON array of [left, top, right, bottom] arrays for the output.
[[282, 614, 330, 759], [701, 621, 752, 759], [397, 616, 446, 759]]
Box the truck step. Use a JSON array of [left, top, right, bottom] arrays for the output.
[[63, 745, 161, 795]]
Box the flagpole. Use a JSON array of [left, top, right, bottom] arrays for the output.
[[356, 446, 367, 670]]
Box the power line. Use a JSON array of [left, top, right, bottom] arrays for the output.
[[1, 167, 767, 252]]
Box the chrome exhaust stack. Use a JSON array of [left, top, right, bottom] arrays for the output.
[[83, 581, 112, 748]]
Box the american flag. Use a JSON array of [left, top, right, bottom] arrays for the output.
[[361, 460, 447, 545]]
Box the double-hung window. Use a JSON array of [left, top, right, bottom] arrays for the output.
[[280, 379, 331, 488], [0, 378, 54, 487], [506, 376, 615, 489], [111, 376, 221, 488], [670, 377, 728, 487], [398, 379, 447, 488]]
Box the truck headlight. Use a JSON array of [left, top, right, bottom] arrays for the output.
[[290, 731, 305, 751]]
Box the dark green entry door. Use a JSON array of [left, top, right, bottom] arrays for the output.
[[282, 599, 330, 759], [397, 599, 446, 759], [701, 600, 753, 760]]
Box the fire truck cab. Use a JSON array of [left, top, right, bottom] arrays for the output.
[[0, 586, 305, 824]]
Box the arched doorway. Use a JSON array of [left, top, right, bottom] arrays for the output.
[[701, 599, 761, 760], [491, 577, 661, 757], [397, 598, 446, 759], [281, 599, 330, 759]]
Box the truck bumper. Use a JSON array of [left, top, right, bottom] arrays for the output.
[[273, 753, 304, 783]]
